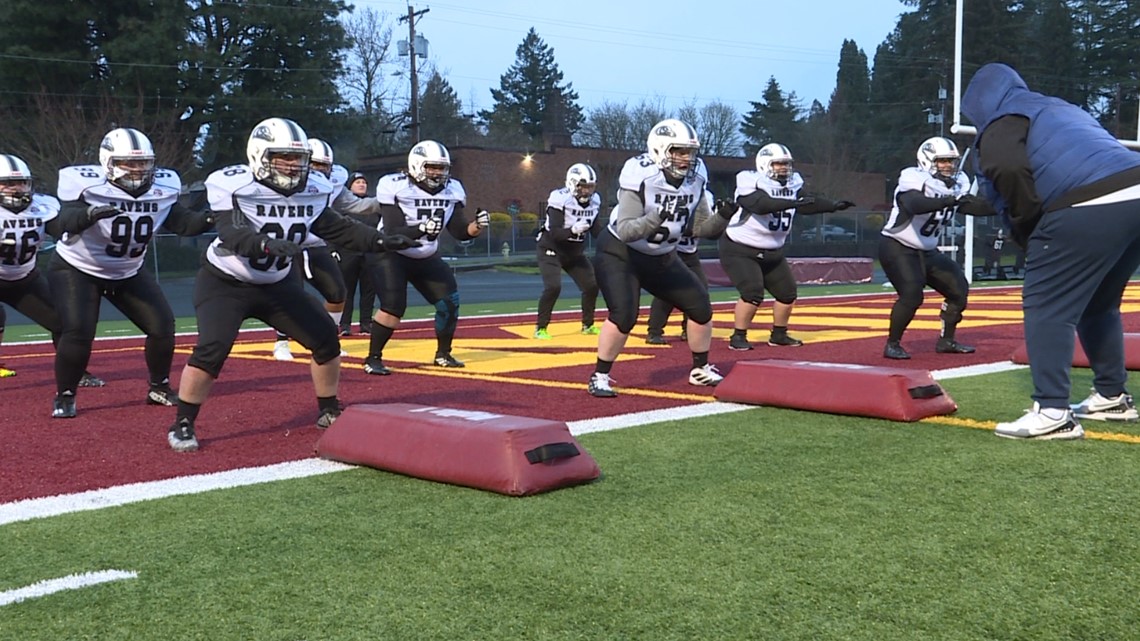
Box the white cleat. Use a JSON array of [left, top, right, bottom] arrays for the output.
[[273, 340, 295, 362]]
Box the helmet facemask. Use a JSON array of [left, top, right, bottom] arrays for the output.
[[661, 145, 698, 180], [107, 157, 156, 196], [258, 149, 311, 195], [414, 162, 450, 191], [0, 177, 32, 213]]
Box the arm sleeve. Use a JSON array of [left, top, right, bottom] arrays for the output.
[[447, 205, 477, 241], [215, 209, 274, 258], [692, 193, 728, 238], [978, 115, 1041, 238], [380, 203, 421, 237], [736, 190, 791, 215], [544, 206, 572, 242], [611, 188, 665, 242], [52, 199, 94, 235], [333, 190, 381, 217], [897, 191, 951, 216], [311, 208, 384, 251], [794, 196, 841, 216], [161, 202, 215, 236]]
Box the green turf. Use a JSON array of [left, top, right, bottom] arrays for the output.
[[3, 370, 1139, 641]]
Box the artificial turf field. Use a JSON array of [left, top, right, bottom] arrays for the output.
[[3, 286, 1140, 640]]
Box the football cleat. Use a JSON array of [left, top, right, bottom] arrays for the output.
[[362, 357, 391, 376], [272, 340, 295, 361], [316, 405, 343, 429], [1071, 390, 1139, 422], [433, 353, 465, 368], [588, 372, 617, 398], [767, 333, 804, 347], [645, 333, 667, 345], [79, 372, 106, 387], [728, 334, 753, 351], [339, 327, 351, 337], [0, 365, 15, 378], [883, 341, 911, 360], [147, 382, 179, 406], [52, 391, 77, 418], [168, 417, 199, 452], [689, 363, 724, 387], [534, 328, 553, 340], [581, 324, 600, 335], [995, 403, 1084, 440], [936, 338, 975, 354]]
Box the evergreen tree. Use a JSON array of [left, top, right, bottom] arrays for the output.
[[418, 71, 480, 147], [828, 40, 873, 171], [739, 77, 803, 156], [480, 28, 583, 147]]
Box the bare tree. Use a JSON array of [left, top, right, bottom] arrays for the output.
[[699, 101, 743, 157], [342, 7, 397, 117], [577, 98, 668, 151]]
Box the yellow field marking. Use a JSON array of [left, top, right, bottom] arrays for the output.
[[921, 415, 1140, 443]]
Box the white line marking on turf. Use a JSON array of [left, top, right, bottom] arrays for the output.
[[0, 361, 1020, 526], [0, 570, 138, 606]]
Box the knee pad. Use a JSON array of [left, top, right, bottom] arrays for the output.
[[434, 292, 460, 333], [610, 309, 638, 334], [187, 341, 228, 379], [897, 289, 924, 313], [773, 293, 798, 306], [940, 301, 965, 326], [310, 336, 342, 365], [738, 285, 765, 306]]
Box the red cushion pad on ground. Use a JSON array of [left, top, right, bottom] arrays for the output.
[[315, 403, 601, 496], [1010, 333, 1140, 369], [714, 359, 958, 422]]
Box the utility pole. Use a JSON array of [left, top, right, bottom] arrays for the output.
[[398, 4, 430, 144]]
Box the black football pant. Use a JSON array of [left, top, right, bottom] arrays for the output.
[[878, 236, 968, 344], [335, 248, 375, 332], [535, 244, 598, 330], [646, 250, 707, 336]]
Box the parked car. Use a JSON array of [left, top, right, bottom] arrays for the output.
[[801, 224, 856, 242]]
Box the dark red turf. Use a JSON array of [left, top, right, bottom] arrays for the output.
[[2, 287, 1131, 503]]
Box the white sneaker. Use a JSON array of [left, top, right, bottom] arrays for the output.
[[1070, 390, 1139, 421], [588, 372, 617, 398], [995, 403, 1085, 440], [272, 340, 294, 361], [689, 363, 724, 387]]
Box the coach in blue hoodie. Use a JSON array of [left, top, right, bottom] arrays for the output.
[[962, 62, 1140, 440]]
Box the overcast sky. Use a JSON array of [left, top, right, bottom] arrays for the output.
[[355, 0, 909, 117]]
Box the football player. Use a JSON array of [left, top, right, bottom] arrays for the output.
[[532, 163, 602, 340], [167, 118, 417, 452], [880, 136, 995, 360], [48, 129, 212, 418], [0, 154, 103, 385], [270, 138, 379, 361], [361, 140, 486, 375], [587, 119, 734, 398], [719, 143, 855, 351], [645, 183, 715, 345]]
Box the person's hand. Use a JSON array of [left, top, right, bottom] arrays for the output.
[[939, 195, 959, 208], [419, 215, 443, 237], [956, 194, 996, 216], [87, 205, 120, 224], [262, 238, 302, 257], [475, 209, 490, 229], [833, 200, 855, 211], [379, 234, 420, 251], [570, 220, 591, 235], [715, 199, 737, 220]]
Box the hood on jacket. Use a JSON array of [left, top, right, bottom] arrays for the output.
[[961, 63, 1031, 134]]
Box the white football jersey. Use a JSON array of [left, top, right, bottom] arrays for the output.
[[375, 173, 466, 259], [540, 188, 601, 244], [0, 193, 59, 281], [55, 165, 181, 280], [299, 164, 349, 249], [882, 167, 969, 250], [610, 154, 708, 256], [204, 164, 334, 284], [678, 190, 714, 255], [727, 170, 806, 250]]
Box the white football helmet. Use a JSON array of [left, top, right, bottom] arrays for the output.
[[308, 138, 334, 178], [647, 119, 700, 180], [565, 163, 597, 200], [407, 140, 451, 191], [917, 136, 960, 177], [0, 154, 33, 212], [756, 143, 794, 182], [99, 127, 156, 196], [247, 117, 311, 195]]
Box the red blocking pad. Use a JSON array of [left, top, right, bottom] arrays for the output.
[[1010, 333, 1140, 369], [315, 403, 601, 496], [714, 359, 958, 422]]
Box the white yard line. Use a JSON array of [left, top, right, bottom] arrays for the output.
[[0, 570, 138, 606]]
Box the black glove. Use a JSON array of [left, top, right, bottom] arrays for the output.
[[715, 199, 737, 220], [261, 238, 302, 257], [938, 195, 959, 209], [833, 200, 855, 211], [792, 197, 815, 209], [956, 194, 996, 216], [378, 234, 420, 251], [86, 205, 120, 225]]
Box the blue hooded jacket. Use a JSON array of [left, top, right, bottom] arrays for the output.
[[962, 63, 1140, 215]]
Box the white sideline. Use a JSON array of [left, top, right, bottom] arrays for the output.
[[0, 363, 1012, 527], [0, 570, 138, 606]]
